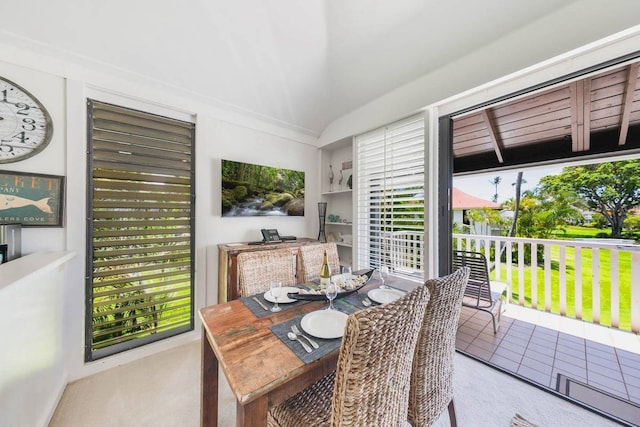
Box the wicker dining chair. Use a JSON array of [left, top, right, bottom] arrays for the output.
[[268, 285, 431, 427], [407, 266, 470, 427], [298, 242, 340, 282], [237, 248, 296, 296]]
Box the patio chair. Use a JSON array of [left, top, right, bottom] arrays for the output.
[[237, 248, 296, 296], [408, 266, 470, 427], [452, 250, 508, 334], [297, 242, 340, 282], [267, 285, 430, 427]]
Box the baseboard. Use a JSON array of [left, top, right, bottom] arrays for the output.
[[41, 374, 68, 427]]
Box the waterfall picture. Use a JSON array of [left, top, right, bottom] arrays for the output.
[[221, 159, 305, 217]]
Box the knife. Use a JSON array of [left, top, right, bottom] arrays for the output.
[[252, 296, 269, 311]]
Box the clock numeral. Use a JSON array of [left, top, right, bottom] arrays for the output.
[[0, 143, 14, 153], [22, 117, 36, 131], [15, 102, 31, 115], [1, 89, 8, 103], [12, 131, 28, 144]]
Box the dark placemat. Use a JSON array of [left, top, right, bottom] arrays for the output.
[[240, 290, 310, 318], [271, 315, 342, 364], [269, 300, 364, 364], [339, 293, 372, 310]]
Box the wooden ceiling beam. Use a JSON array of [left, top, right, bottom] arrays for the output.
[[619, 63, 639, 146], [480, 109, 504, 163], [570, 81, 583, 152], [583, 78, 591, 151], [569, 79, 592, 152]]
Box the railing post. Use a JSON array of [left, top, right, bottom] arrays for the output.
[[632, 250, 640, 333], [610, 248, 619, 329], [592, 248, 601, 325], [574, 246, 583, 320], [559, 246, 566, 316], [531, 243, 538, 310], [544, 245, 551, 312], [518, 241, 525, 306]]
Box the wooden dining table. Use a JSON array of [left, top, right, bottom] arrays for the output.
[[199, 274, 417, 427]]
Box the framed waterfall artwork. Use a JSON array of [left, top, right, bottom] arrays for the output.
[[0, 170, 65, 227], [221, 159, 305, 217]]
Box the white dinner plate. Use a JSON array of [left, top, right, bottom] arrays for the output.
[[367, 287, 405, 304], [300, 310, 349, 339], [263, 287, 300, 303]]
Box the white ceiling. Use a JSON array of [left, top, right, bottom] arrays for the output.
[[1, 0, 583, 136]]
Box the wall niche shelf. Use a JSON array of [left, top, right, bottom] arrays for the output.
[[320, 136, 354, 268], [322, 189, 352, 196]]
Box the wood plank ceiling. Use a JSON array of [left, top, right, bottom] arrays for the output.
[[453, 60, 640, 173]]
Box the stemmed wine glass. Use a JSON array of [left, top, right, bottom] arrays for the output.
[[377, 265, 389, 287], [326, 280, 338, 310], [342, 265, 352, 279], [270, 281, 282, 312]]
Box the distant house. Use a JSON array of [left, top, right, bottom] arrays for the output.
[[452, 187, 501, 235]]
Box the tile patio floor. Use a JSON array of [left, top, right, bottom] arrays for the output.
[[456, 303, 640, 421]]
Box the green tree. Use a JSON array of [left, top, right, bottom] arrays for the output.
[[539, 161, 640, 238], [512, 188, 583, 238]]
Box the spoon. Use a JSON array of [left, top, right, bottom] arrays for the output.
[[287, 331, 312, 353]]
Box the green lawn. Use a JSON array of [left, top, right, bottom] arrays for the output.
[[498, 248, 633, 330], [490, 230, 634, 331]]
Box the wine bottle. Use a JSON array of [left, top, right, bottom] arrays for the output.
[[319, 250, 331, 290]]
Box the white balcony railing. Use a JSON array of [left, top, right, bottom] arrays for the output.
[[380, 231, 424, 278], [453, 233, 640, 333]]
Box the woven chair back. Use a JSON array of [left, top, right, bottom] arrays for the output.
[[407, 266, 470, 427], [331, 285, 430, 426], [298, 242, 340, 282], [237, 248, 296, 297]]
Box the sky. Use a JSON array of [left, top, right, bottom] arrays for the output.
[[453, 165, 564, 204]]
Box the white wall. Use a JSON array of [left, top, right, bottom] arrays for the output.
[[318, 2, 640, 145], [0, 33, 321, 421], [0, 252, 74, 427]]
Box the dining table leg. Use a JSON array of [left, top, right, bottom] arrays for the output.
[[201, 329, 219, 427], [236, 395, 268, 427]]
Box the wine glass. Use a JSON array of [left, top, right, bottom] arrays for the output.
[[378, 265, 389, 287], [270, 281, 282, 312], [326, 280, 338, 310], [342, 265, 352, 280]]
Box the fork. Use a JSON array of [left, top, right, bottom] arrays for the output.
[[291, 325, 319, 349]]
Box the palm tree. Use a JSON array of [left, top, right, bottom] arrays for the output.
[[490, 176, 502, 203]]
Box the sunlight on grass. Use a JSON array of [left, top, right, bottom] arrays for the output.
[[494, 246, 633, 331]]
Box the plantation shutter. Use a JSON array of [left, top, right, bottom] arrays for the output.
[[86, 100, 195, 361], [355, 114, 425, 280]]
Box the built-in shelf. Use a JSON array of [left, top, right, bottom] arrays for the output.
[[321, 140, 353, 267], [322, 189, 352, 196]]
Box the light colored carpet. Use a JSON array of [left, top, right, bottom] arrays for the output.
[[50, 339, 619, 427]]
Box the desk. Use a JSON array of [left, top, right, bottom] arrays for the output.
[[199, 275, 417, 426]]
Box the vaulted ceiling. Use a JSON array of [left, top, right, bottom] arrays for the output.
[[453, 60, 640, 173], [0, 0, 585, 136]]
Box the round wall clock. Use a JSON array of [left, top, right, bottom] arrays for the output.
[[0, 76, 53, 163]]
